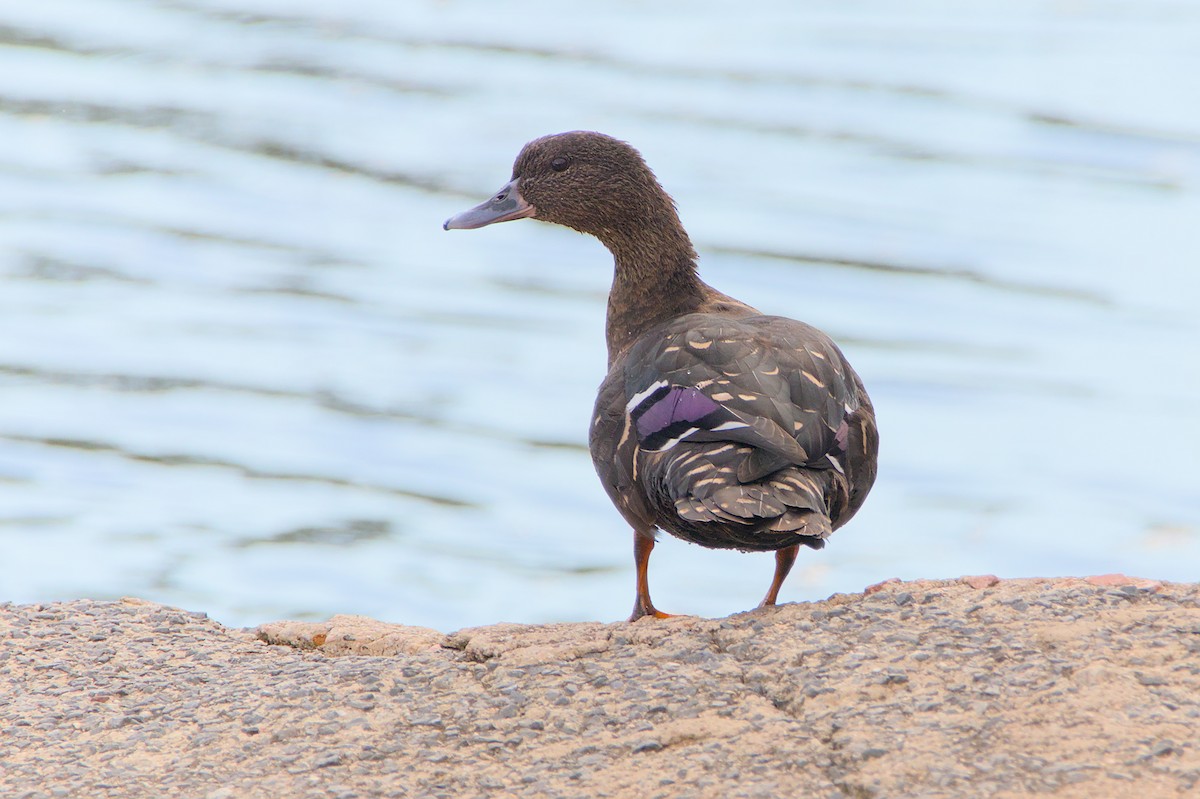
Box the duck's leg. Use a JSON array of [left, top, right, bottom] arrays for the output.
[[629, 529, 673, 621], [758, 544, 800, 608]]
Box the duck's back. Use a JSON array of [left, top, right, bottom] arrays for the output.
[[590, 312, 877, 552]]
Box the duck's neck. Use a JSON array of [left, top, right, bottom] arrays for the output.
[[599, 223, 706, 365]]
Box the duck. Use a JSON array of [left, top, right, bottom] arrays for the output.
[[444, 131, 878, 621]]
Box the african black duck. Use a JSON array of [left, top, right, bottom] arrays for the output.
[[445, 131, 878, 621]]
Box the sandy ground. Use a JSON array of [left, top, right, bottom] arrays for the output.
[[2, 575, 1198, 798]]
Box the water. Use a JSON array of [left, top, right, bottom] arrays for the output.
[[2, 0, 1198, 630]]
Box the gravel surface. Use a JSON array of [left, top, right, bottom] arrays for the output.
[[3, 576, 1198, 798]]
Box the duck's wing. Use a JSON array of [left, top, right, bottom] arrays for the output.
[[592, 313, 876, 540], [628, 314, 862, 474]]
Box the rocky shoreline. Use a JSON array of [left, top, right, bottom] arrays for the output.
[[3, 575, 1198, 798]]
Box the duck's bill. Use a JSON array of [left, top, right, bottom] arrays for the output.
[[443, 179, 535, 230]]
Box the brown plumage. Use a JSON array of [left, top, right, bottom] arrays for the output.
[[445, 131, 878, 621]]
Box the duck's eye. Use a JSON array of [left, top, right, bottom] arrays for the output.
[[551, 156, 570, 172]]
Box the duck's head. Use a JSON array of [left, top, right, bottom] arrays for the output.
[[443, 131, 681, 241]]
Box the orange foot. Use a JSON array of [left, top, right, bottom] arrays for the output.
[[628, 598, 676, 622]]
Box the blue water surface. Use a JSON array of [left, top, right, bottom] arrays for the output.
[[1, 0, 1197, 629]]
